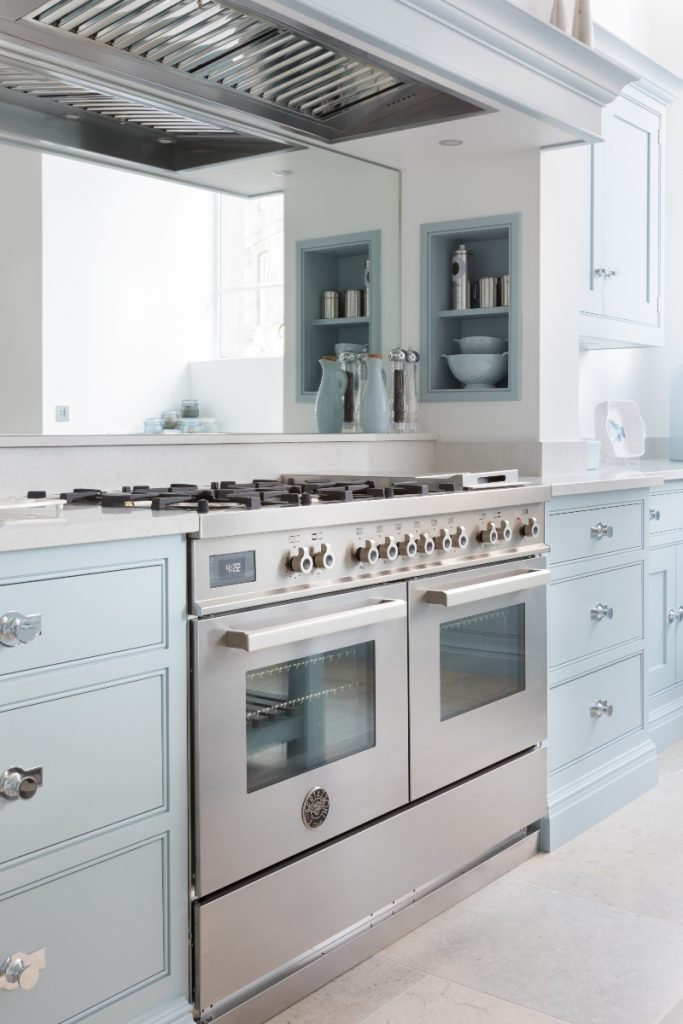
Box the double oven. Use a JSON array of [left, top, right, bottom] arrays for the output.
[[189, 489, 549, 1020]]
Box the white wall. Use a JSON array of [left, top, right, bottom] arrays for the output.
[[0, 144, 43, 434], [401, 147, 541, 441], [189, 358, 284, 432], [41, 155, 217, 434]]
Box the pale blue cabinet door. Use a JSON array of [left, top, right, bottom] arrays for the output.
[[582, 143, 606, 316], [675, 547, 683, 689], [648, 546, 676, 697]]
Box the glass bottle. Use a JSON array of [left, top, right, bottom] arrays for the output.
[[337, 351, 362, 433], [403, 349, 420, 433], [389, 349, 420, 433]]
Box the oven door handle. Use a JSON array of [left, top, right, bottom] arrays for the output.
[[223, 598, 407, 652], [423, 568, 551, 608]]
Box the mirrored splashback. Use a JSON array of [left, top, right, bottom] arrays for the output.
[[0, 140, 399, 436]]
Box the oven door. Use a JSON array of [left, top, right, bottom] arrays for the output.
[[409, 560, 548, 800], [193, 582, 408, 896]]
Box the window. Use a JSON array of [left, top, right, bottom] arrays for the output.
[[219, 192, 284, 359]]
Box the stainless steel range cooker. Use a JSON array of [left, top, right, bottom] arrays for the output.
[[185, 473, 550, 1024]]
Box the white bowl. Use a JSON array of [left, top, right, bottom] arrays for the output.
[[455, 335, 508, 355], [442, 352, 508, 389]]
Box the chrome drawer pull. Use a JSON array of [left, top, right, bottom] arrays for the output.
[[650, 508, 661, 522], [0, 766, 43, 801], [0, 612, 41, 648], [591, 603, 613, 622], [590, 699, 614, 718], [0, 948, 45, 991], [591, 523, 613, 540]]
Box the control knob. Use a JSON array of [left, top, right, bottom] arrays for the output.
[[378, 536, 399, 561], [398, 533, 418, 557], [452, 526, 469, 550], [522, 517, 540, 538], [356, 539, 380, 565], [313, 544, 335, 570], [479, 521, 499, 544], [435, 528, 453, 552], [499, 519, 513, 542], [288, 547, 314, 574], [416, 532, 435, 555]]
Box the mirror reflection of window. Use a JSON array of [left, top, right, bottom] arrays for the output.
[[219, 193, 284, 360]]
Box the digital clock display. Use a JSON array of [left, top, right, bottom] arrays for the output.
[[209, 551, 256, 588]]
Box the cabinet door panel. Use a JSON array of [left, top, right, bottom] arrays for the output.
[[602, 97, 660, 326], [581, 143, 606, 316], [647, 547, 676, 697]]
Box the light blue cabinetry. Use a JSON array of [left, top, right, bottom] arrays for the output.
[[647, 486, 683, 749], [543, 490, 657, 850], [0, 536, 192, 1024]]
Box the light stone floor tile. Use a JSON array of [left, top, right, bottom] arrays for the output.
[[363, 975, 571, 1024], [379, 876, 683, 1024], [661, 998, 683, 1024], [263, 955, 425, 1024]]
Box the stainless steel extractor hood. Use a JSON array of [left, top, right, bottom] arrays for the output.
[[0, 0, 488, 172]]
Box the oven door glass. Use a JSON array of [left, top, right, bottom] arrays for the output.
[[440, 604, 525, 721], [246, 641, 376, 793], [409, 563, 548, 801], [193, 582, 409, 895]]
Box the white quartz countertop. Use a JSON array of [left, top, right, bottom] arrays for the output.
[[0, 505, 200, 553], [535, 460, 683, 497]]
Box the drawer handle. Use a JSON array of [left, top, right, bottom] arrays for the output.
[[667, 608, 683, 625], [0, 612, 41, 648], [0, 948, 45, 992], [591, 603, 613, 622], [0, 766, 43, 801], [650, 508, 661, 522], [590, 699, 614, 718], [591, 523, 613, 540]]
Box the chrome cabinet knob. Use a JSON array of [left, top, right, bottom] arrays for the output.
[[669, 608, 678, 624], [288, 547, 313, 574], [591, 603, 614, 622], [0, 766, 43, 801], [590, 699, 614, 718], [521, 517, 540, 538], [650, 508, 661, 522], [498, 519, 512, 542], [356, 539, 379, 565], [398, 533, 418, 557], [591, 522, 614, 540], [0, 612, 41, 648], [416, 532, 434, 555], [479, 521, 498, 544], [435, 528, 453, 552], [313, 544, 335, 570], [378, 536, 399, 561], [594, 266, 607, 279], [605, 267, 619, 279], [0, 949, 45, 991]]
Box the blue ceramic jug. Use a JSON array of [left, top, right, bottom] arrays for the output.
[[361, 354, 390, 433], [315, 356, 346, 433]]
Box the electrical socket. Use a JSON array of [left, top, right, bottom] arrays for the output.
[[55, 405, 70, 422]]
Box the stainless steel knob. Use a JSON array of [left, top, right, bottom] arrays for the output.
[[594, 266, 607, 279], [479, 521, 498, 544], [288, 547, 313, 574], [452, 526, 469, 550], [591, 522, 613, 540], [416, 532, 434, 555], [499, 519, 512, 542], [0, 612, 41, 648], [590, 699, 614, 718], [435, 528, 453, 552], [650, 508, 661, 522], [398, 533, 418, 558], [0, 949, 45, 992], [669, 608, 678, 624], [522, 517, 540, 538], [378, 536, 399, 561], [356, 539, 379, 565], [591, 603, 614, 622], [313, 544, 335, 570], [0, 766, 43, 801]]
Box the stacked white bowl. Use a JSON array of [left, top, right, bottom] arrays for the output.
[[442, 336, 508, 390]]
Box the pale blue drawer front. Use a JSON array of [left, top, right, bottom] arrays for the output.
[[0, 564, 165, 679], [649, 490, 683, 536], [0, 837, 166, 1024], [0, 674, 166, 866], [550, 502, 643, 564], [549, 654, 643, 771], [549, 563, 643, 668]]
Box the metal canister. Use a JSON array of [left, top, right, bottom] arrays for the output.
[[451, 244, 474, 310], [477, 276, 498, 308], [500, 274, 510, 307], [362, 258, 370, 317], [344, 289, 362, 318], [321, 290, 340, 319]]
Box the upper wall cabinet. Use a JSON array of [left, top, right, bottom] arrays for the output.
[[580, 29, 683, 349]]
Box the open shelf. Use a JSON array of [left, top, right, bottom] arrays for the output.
[[297, 231, 380, 401], [421, 214, 521, 402]]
